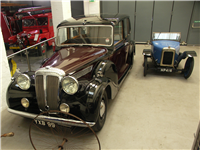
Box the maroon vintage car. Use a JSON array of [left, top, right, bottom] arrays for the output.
[[8, 7, 55, 56], [6, 14, 135, 132]]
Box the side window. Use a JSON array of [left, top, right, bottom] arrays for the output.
[[124, 18, 130, 38], [114, 21, 123, 44]]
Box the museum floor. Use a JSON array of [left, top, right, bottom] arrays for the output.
[[1, 44, 199, 149]]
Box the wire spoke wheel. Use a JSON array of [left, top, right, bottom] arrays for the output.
[[29, 110, 101, 150]]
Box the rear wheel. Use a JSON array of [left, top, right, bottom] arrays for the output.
[[92, 91, 108, 132], [183, 57, 194, 79], [143, 56, 147, 76]]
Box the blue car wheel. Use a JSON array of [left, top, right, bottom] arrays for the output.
[[143, 56, 147, 76], [183, 57, 194, 79]]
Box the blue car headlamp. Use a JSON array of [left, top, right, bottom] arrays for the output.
[[62, 76, 79, 95], [16, 74, 31, 90]]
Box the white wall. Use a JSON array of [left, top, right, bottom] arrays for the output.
[[51, 0, 100, 36], [0, 27, 11, 111], [51, 0, 72, 35], [84, 0, 100, 15]]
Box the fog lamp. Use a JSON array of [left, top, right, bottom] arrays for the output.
[[59, 103, 70, 113], [21, 98, 29, 108]]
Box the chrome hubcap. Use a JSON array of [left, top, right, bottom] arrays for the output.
[[100, 100, 105, 118]]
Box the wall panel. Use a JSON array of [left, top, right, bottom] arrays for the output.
[[153, 1, 172, 32], [187, 1, 200, 45], [135, 1, 153, 42], [170, 1, 194, 43], [101, 1, 118, 14]]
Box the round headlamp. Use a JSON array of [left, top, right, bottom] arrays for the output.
[[17, 34, 20, 39], [62, 76, 78, 95], [60, 103, 70, 113], [16, 74, 31, 90], [21, 98, 30, 108], [27, 34, 31, 38]]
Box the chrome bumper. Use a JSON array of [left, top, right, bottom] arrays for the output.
[[7, 108, 95, 127]]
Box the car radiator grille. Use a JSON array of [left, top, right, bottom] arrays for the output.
[[160, 48, 175, 67], [35, 67, 65, 111], [162, 51, 173, 65], [35, 75, 59, 111]]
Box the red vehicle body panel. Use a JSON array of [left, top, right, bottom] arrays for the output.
[[1, 12, 12, 43], [8, 7, 55, 52]]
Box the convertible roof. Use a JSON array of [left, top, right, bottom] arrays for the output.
[[57, 14, 129, 28]]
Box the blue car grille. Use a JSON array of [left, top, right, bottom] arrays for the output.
[[162, 51, 174, 65]]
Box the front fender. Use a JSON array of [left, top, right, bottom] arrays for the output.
[[176, 51, 197, 66], [94, 60, 118, 85], [86, 78, 108, 122], [142, 49, 152, 57]]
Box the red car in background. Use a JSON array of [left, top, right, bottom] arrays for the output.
[[8, 7, 55, 56]]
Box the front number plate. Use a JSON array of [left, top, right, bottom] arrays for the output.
[[34, 120, 56, 128], [160, 68, 173, 72], [9, 46, 20, 49]]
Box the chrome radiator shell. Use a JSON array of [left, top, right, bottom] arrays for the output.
[[160, 47, 176, 67], [35, 66, 65, 111]]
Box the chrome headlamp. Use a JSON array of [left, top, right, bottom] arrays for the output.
[[17, 34, 20, 39], [27, 33, 31, 38], [16, 74, 31, 90], [62, 76, 79, 95]]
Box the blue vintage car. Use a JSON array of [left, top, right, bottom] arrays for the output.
[[142, 32, 197, 79]]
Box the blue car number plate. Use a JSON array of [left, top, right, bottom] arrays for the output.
[[160, 68, 172, 72]]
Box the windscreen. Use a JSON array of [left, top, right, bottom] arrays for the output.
[[56, 25, 113, 46], [153, 32, 181, 41], [23, 19, 36, 27]]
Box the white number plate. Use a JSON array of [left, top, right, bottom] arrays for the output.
[[34, 34, 39, 41], [34, 120, 56, 128], [160, 68, 172, 72]]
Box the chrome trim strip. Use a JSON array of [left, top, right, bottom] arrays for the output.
[[35, 66, 65, 111], [72, 66, 93, 79], [7, 108, 95, 127]]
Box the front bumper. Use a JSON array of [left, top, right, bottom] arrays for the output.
[[8, 108, 95, 127]]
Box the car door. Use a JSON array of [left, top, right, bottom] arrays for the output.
[[110, 19, 130, 82]]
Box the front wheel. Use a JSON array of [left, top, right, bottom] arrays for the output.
[[92, 91, 108, 132], [183, 57, 194, 79]]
